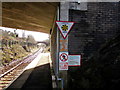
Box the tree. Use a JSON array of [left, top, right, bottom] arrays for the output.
[[27, 35, 36, 44]]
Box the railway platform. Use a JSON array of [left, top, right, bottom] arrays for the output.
[[6, 53, 53, 90]]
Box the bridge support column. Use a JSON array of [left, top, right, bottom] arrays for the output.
[[57, 2, 69, 90]]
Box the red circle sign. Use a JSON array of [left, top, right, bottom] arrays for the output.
[[60, 53, 68, 62]]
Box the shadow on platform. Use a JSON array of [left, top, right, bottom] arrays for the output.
[[6, 61, 52, 90]]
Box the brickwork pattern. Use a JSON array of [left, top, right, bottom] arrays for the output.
[[68, 2, 119, 60]]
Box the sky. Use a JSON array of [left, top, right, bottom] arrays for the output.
[[0, 27, 49, 41]]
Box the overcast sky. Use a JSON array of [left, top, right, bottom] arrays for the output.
[[0, 27, 49, 41]]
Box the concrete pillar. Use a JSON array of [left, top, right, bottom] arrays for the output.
[[58, 2, 69, 90]]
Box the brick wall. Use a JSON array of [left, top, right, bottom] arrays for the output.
[[68, 2, 119, 60]]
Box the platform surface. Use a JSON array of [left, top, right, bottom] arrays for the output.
[[6, 53, 52, 90]]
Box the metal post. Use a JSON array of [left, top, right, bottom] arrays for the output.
[[56, 6, 60, 77]]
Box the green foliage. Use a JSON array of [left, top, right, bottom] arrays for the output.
[[11, 44, 28, 58], [0, 29, 38, 66], [1, 44, 28, 66]]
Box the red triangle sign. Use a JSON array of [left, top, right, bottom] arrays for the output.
[[56, 21, 75, 39]]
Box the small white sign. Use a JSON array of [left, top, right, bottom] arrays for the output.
[[56, 21, 74, 39], [68, 55, 81, 66], [59, 52, 68, 70]]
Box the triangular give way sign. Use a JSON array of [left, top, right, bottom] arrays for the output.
[[56, 21, 75, 39]]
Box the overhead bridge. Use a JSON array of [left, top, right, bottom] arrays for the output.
[[2, 2, 58, 33], [1, 1, 120, 90], [1, 2, 59, 89], [37, 41, 48, 46]]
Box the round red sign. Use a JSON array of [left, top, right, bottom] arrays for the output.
[[60, 53, 68, 62]]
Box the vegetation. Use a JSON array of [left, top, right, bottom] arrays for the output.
[[0, 29, 38, 67]]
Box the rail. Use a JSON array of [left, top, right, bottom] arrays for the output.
[[0, 48, 43, 90]]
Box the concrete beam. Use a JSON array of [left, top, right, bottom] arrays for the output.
[[2, 2, 58, 33]]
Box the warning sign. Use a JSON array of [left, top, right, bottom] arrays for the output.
[[68, 55, 81, 66], [56, 21, 74, 39], [59, 52, 68, 70], [60, 53, 68, 62]]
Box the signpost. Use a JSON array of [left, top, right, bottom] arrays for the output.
[[60, 40, 67, 51], [56, 21, 74, 39], [59, 52, 68, 70], [56, 2, 75, 89]]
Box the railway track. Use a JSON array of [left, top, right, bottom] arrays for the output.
[[0, 48, 42, 90]]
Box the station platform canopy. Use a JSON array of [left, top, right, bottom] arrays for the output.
[[2, 2, 59, 33]]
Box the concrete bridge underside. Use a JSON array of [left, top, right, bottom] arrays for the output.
[[2, 2, 58, 33]]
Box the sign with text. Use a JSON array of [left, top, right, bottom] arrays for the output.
[[68, 55, 81, 66], [59, 52, 68, 70], [56, 21, 74, 39]]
